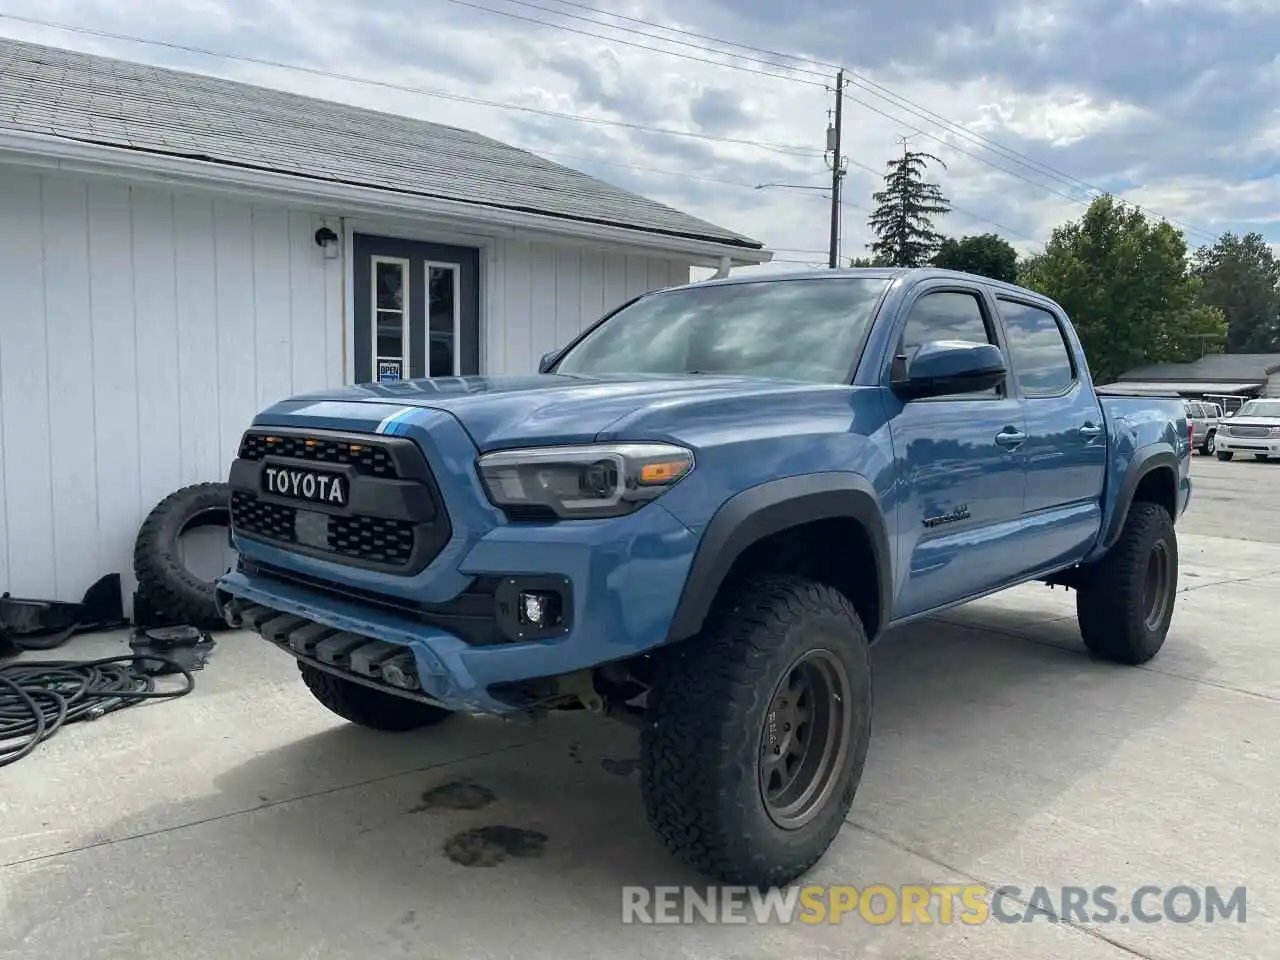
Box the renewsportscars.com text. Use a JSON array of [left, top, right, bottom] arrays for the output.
[[621, 884, 1247, 926]]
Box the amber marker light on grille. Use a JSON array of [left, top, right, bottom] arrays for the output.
[[639, 459, 692, 485]]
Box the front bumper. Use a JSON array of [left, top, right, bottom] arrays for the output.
[[216, 498, 700, 714], [1217, 435, 1280, 456]]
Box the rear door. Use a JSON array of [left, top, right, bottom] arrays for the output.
[[993, 295, 1107, 571], [884, 281, 1029, 618]]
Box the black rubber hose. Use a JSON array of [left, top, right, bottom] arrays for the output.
[[0, 654, 195, 769]]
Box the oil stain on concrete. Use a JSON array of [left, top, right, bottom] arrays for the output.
[[444, 826, 548, 867], [600, 757, 638, 776], [409, 780, 496, 813]]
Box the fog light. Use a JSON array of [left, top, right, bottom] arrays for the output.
[[519, 590, 562, 627]]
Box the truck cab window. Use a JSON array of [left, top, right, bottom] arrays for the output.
[[898, 290, 999, 398], [997, 299, 1076, 396]]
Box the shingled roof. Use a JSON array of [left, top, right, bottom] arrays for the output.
[[1116, 353, 1280, 385], [0, 36, 764, 251]]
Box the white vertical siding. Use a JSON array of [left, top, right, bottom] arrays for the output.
[[0, 168, 344, 603], [1265, 371, 1280, 398], [486, 236, 691, 375]]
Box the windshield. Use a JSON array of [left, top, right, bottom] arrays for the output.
[[1237, 399, 1280, 418], [553, 277, 891, 384]]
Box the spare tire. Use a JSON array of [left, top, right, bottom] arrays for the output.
[[134, 482, 232, 629]]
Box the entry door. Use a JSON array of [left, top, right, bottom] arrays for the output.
[[352, 234, 481, 383], [886, 285, 1029, 618]]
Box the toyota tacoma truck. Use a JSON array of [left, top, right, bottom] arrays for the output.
[[215, 267, 1192, 888]]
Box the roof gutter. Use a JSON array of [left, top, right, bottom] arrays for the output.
[[0, 129, 773, 267]]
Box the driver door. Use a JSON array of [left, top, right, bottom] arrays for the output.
[[884, 284, 1028, 619]]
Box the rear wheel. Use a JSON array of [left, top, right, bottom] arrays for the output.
[[299, 662, 452, 731], [1075, 502, 1178, 665], [641, 575, 872, 887], [1201, 430, 1216, 455]]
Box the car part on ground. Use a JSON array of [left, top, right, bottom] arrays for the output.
[[129, 625, 217, 676], [134, 483, 232, 630], [0, 654, 195, 768], [0, 574, 128, 654]]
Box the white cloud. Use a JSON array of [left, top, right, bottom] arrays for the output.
[[0, 0, 1276, 268]]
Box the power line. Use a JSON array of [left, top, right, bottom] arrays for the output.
[[0, 13, 821, 159], [443, 0, 828, 89], [516, 0, 1220, 244]]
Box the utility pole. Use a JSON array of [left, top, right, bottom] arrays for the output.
[[827, 69, 845, 269]]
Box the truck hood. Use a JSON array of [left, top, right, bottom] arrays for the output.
[[265, 374, 834, 449]]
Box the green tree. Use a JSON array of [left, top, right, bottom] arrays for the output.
[[866, 149, 951, 267], [1019, 195, 1227, 383], [931, 233, 1019, 283], [1190, 232, 1280, 352], [849, 255, 891, 267]]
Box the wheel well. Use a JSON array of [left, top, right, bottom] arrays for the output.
[[719, 518, 882, 639], [1132, 466, 1177, 520]]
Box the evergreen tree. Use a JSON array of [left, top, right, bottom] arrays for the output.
[[866, 148, 951, 267]]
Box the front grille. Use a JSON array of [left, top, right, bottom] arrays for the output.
[[238, 431, 397, 477], [1228, 425, 1270, 439], [231, 492, 417, 567], [228, 427, 451, 575]]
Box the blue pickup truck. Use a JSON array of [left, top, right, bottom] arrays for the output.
[[216, 267, 1191, 887]]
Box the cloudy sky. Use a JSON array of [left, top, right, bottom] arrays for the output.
[[2, 0, 1277, 274]]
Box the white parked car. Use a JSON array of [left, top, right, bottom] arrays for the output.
[[1216, 398, 1280, 461]]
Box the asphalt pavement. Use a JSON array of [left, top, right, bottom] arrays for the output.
[[1, 453, 1275, 960]]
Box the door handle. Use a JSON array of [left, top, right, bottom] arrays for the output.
[[995, 428, 1026, 448], [1078, 422, 1103, 439]]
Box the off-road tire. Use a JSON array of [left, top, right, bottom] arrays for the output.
[[299, 662, 452, 731], [133, 482, 232, 629], [1216, 451, 1234, 461], [1076, 502, 1178, 665], [640, 575, 872, 887]]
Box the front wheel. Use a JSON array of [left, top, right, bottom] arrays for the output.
[[1075, 502, 1178, 665], [1217, 451, 1234, 461], [299, 662, 453, 731], [641, 575, 872, 887]]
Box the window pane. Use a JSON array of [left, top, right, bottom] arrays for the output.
[[554, 278, 889, 383], [428, 265, 456, 377], [900, 291, 992, 350], [376, 309, 404, 380], [998, 299, 1075, 395], [899, 291, 997, 398], [376, 261, 404, 311]]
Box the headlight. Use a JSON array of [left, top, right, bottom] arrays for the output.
[[1269, 426, 1280, 438], [477, 442, 694, 520]]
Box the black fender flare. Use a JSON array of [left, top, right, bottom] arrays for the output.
[[1100, 447, 1179, 551], [665, 472, 892, 643]]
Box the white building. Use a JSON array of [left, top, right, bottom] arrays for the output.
[[0, 38, 770, 607]]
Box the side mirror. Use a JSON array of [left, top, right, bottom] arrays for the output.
[[538, 350, 559, 374], [892, 339, 1007, 399]]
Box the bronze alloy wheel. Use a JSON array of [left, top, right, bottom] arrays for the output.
[[758, 648, 853, 830], [1143, 539, 1173, 632]]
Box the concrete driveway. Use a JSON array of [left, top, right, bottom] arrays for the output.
[[2, 454, 1276, 959]]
